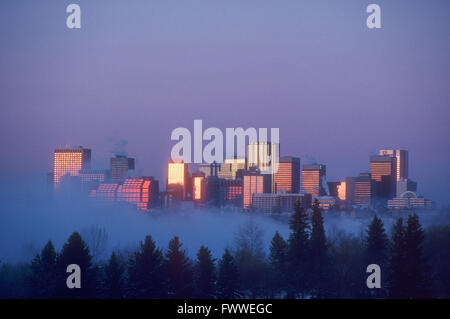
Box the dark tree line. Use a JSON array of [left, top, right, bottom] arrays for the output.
[[1, 200, 449, 299]]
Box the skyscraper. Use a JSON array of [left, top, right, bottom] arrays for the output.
[[247, 142, 279, 193], [53, 146, 91, 187], [345, 173, 374, 206], [370, 155, 396, 199], [301, 164, 326, 196], [379, 149, 408, 182], [167, 160, 189, 200], [274, 156, 300, 193], [110, 155, 135, 183], [243, 169, 271, 209]]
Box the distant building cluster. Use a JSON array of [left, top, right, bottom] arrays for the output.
[[48, 144, 434, 213]]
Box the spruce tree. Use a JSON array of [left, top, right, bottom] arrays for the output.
[[217, 249, 240, 298], [404, 213, 430, 298], [269, 231, 288, 297], [310, 199, 329, 298], [389, 217, 407, 298], [103, 252, 125, 299], [127, 235, 166, 298], [194, 246, 216, 298], [57, 232, 96, 298], [165, 236, 194, 298], [287, 200, 310, 298], [29, 240, 57, 298], [364, 215, 388, 297]]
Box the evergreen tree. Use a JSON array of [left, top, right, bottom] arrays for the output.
[[165, 236, 194, 298], [365, 215, 388, 297], [103, 252, 125, 299], [56, 232, 96, 298], [310, 199, 329, 298], [127, 235, 166, 298], [269, 231, 288, 297], [29, 240, 57, 298], [287, 200, 310, 298], [217, 249, 240, 298], [403, 213, 431, 298], [389, 217, 407, 298], [194, 246, 216, 298]]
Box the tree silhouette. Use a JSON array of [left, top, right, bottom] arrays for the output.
[[29, 240, 57, 298], [364, 215, 388, 297], [127, 235, 166, 298], [217, 249, 240, 298], [310, 199, 329, 298], [103, 252, 125, 299], [287, 200, 310, 298], [56, 232, 96, 298], [194, 246, 216, 298], [165, 236, 194, 298], [269, 231, 288, 297], [389, 217, 407, 298], [403, 213, 431, 298]]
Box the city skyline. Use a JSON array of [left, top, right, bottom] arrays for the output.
[[1, 1, 449, 206]]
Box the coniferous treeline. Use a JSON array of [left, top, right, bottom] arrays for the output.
[[1, 200, 449, 299]]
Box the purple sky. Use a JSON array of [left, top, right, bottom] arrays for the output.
[[1, 0, 449, 204]]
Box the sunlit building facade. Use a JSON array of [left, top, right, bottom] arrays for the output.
[[192, 172, 205, 202], [274, 156, 300, 193], [167, 160, 189, 200], [301, 164, 326, 196], [345, 173, 374, 206], [91, 177, 159, 210], [388, 191, 433, 210], [379, 149, 408, 182], [370, 155, 396, 199], [243, 170, 271, 209], [53, 146, 91, 187]]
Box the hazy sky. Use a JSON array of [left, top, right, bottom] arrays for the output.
[[1, 0, 449, 204]]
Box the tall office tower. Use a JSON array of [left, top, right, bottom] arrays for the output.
[[301, 164, 326, 196], [242, 169, 271, 209], [110, 155, 135, 183], [247, 142, 279, 193], [218, 158, 246, 180], [53, 146, 91, 187], [167, 160, 189, 200], [274, 156, 300, 193], [345, 173, 373, 206], [192, 172, 205, 202], [370, 155, 397, 199], [379, 149, 408, 182]]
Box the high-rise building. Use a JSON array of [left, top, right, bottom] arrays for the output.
[[217, 158, 246, 180], [379, 149, 408, 182], [192, 172, 205, 202], [345, 173, 374, 206], [79, 169, 110, 192], [243, 169, 271, 209], [167, 160, 189, 200], [110, 155, 135, 183], [301, 164, 326, 196], [247, 142, 279, 192], [53, 146, 91, 187], [370, 155, 396, 199], [274, 156, 300, 193]]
